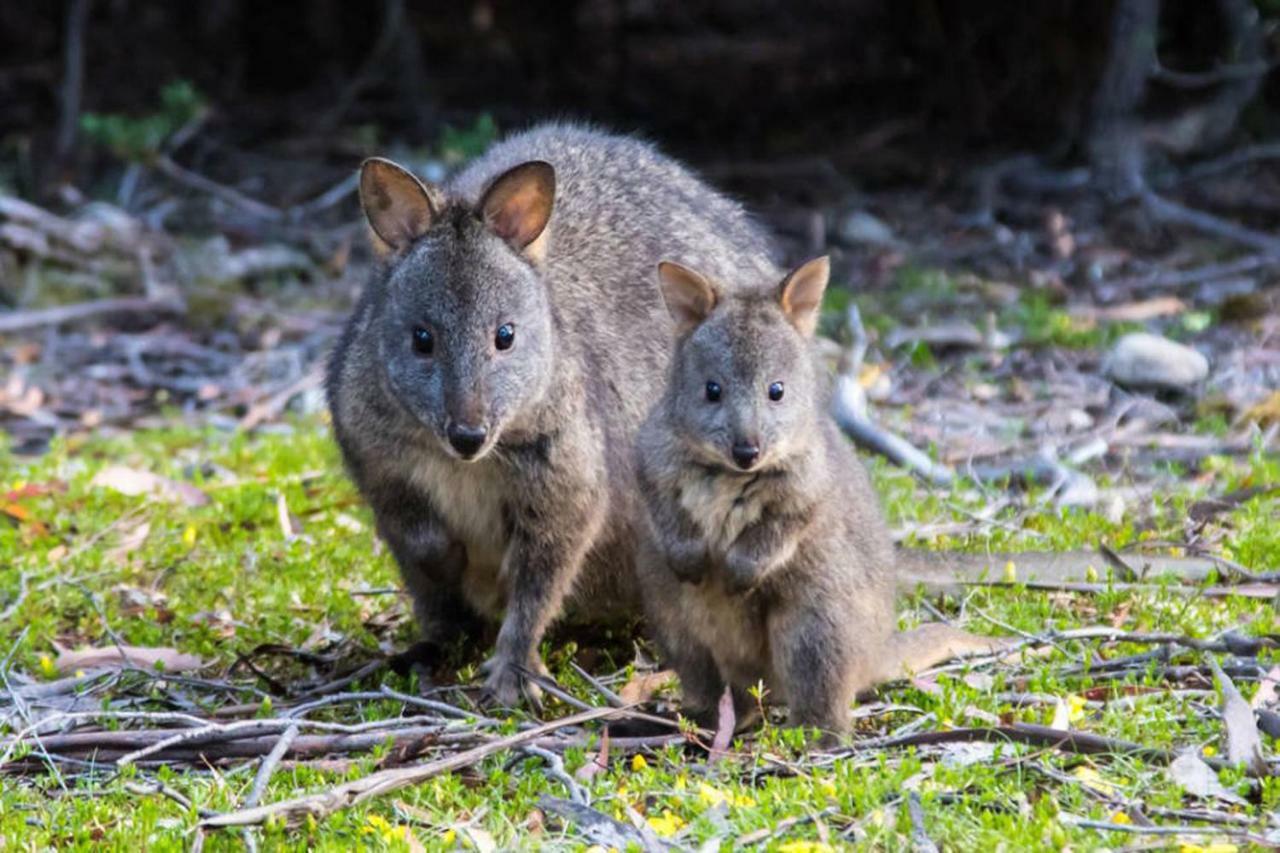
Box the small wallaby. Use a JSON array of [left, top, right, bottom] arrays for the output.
[[635, 256, 1003, 735], [327, 124, 774, 706]]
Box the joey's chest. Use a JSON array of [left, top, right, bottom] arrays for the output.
[[408, 455, 509, 566], [675, 469, 771, 553]]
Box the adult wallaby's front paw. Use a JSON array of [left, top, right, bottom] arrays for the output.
[[479, 653, 545, 710]]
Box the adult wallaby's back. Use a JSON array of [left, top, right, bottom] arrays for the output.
[[327, 123, 774, 705]]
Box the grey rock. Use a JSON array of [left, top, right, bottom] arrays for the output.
[[834, 209, 898, 247], [1103, 332, 1209, 392]]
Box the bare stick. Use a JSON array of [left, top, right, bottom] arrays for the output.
[[199, 705, 625, 830], [242, 725, 299, 810], [54, 0, 91, 167], [0, 297, 184, 334], [1142, 190, 1280, 256], [151, 155, 283, 222]]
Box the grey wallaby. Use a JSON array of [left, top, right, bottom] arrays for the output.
[[635, 255, 1006, 736], [326, 123, 774, 706]]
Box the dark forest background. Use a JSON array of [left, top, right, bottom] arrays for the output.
[[3, 0, 1279, 201]]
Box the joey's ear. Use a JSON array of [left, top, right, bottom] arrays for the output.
[[657, 261, 719, 334], [778, 255, 830, 337], [359, 158, 438, 255], [478, 161, 556, 256]]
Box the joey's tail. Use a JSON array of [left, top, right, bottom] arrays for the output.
[[873, 623, 1012, 684]]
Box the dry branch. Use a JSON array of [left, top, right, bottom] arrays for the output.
[[199, 705, 632, 830], [0, 297, 184, 334]]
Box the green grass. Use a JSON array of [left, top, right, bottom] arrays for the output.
[[1, 419, 1277, 850]]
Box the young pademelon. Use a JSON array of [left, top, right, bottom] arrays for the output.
[[636, 256, 1002, 736]]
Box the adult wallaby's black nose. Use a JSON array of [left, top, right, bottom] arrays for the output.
[[732, 443, 760, 469], [447, 424, 488, 458]]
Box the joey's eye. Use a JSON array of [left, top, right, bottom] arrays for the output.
[[705, 381, 722, 403], [768, 382, 784, 401], [412, 327, 434, 356], [495, 323, 515, 351]]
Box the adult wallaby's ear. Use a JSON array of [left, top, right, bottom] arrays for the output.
[[778, 256, 830, 337], [359, 158, 438, 255], [478, 161, 555, 256], [657, 261, 718, 334]]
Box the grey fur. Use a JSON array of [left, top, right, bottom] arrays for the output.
[[636, 261, 1002, 736], [327, 123, 773, 705]]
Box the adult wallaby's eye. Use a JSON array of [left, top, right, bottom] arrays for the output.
[[705, 381, 722, 403], [768, 381, 784, 401], [495, 323, 515, 351], [412, 327, 434, 356]]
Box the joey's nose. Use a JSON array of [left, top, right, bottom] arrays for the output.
[[447, 424, 488, 458], [731, 443, 760, 470]]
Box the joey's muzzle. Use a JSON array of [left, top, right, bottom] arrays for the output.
[[731, 442, 761, 470], [446, 422, 488, 459]]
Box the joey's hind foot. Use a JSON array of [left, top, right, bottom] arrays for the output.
[[479, 653, 547, 711]]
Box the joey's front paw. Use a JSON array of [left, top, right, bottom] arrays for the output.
[[721, 547, 765, 594], [479, 654, 545, 710], [666, 541, 710, 584]]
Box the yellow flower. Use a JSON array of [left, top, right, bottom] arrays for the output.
[[1180, 845, 1237, 853], [38, 654, 57, 679], [1067, 694, 1089, 723], [778, 842, 835, 853], [673, 774, 687, 791], [1202, 745, 1217, 757], [1085, 564, 1099, 582], [182, 525, 198, 549], [697, 782, 754, 808], [817, 778, 837, 799], [362, 814, 392, 836], [441, 828, 457, 845], [1071, 766, 1115, 796], [631, 754, 648, 771], [1003, 560, 1017, 583], [646, 810, 685, 837], [698, 782, 726, 807], [1110, 811, 1131, 825]]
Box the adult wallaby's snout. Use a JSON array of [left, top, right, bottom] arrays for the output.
[[444, 386, 490, 459]]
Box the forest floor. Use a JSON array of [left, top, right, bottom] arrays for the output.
[[2, 116, 1280, 849]]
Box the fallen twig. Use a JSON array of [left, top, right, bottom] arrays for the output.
[[539, 795, 667, 852], [242, 725, 299, 810], [0, 297, 184, 334], [843, 722, 1262, 776], [198, 705, 628, 830]]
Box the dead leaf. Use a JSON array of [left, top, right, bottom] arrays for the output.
[[1, 502, 47, 536], [90, 465, 210, 507], [106, 520, 150, 561], [617, 669, 676, 706], [1210, 658, 1267, 775], [276, 492, 302, 539], [457, 826, 496, 853], [1072, 297, 1185, 324], [1251, 665, 1280, 710], [54, 644, 205, 674], [1049, 698, 1071, 731], [1243, 390, 1280, 428], [1188, 485, 1280, 523], [575, 726, 610, 781], [1168, 752, 1247, 805], [709, 686, 735, 761]]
